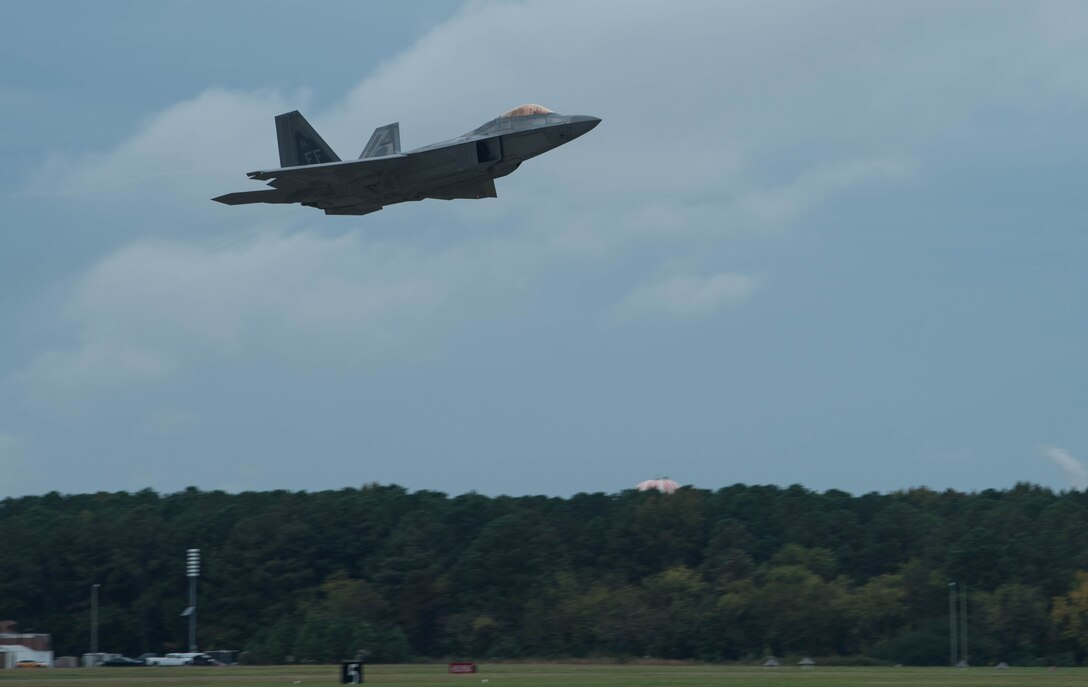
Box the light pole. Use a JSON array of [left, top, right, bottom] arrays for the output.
[[186, 549, 200, 652], [948, 582, 957, 667], [960, 583, 968, 667], [91, 584, 100, 666]]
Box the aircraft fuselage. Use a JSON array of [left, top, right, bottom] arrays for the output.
[[213, 105, 600, 216]]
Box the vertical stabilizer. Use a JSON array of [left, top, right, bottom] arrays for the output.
[[360, 123, 401, 159], [275, 111, 341, 167]]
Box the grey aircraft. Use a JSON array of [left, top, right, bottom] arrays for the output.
[[213, 104, 601, 216]]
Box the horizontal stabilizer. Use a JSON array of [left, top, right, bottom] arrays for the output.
[[360, 123, 401, 159], [212, 189, 293, 205], [275, 110, 341, 167]]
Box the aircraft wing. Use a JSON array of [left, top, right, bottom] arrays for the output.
[[212, 189, 295, 205], [247, 154, 409, 190]]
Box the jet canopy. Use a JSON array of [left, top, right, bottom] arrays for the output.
[[500, 104, 554, 118], [468, 104, 562, 136]]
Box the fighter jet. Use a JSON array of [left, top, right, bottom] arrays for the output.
[[213, 104, 601, 216]]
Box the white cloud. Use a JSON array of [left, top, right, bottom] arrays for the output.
[[8, 1, 1088, 498], [1045, 446, 1088, 491], [735, 156, 916, 229], [620, 272, 758, 319], [16, 230, 517, 394], [14, 2, 1086, 373], [21, 88, 298, 216], [23, 2, 1086, 239], [23, 339, 174, 391]]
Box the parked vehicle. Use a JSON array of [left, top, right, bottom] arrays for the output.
[[15, 660, 48, 669], [144, 653, 189, 666], [101, 656, 145, 667], [144, 652, 215, 666]]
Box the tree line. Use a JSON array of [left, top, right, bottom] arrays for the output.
[[1, 482, 1087, 665]]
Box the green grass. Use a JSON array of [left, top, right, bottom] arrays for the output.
[[0, 663, 1085, 687]]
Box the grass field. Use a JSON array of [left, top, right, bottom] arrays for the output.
[[0, 663, 1084, 687]]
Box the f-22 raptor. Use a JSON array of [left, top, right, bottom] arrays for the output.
[[213, 104, 600, 216]]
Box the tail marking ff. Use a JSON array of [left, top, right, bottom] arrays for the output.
[[275, 111, 341, 167]]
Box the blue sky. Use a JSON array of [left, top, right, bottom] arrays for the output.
[[2, 1, 1087, 498]]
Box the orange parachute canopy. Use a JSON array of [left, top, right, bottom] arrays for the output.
[[636, 478, 679, 494]]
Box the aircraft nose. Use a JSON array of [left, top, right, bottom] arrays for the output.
[[569, 115, 602, 137]]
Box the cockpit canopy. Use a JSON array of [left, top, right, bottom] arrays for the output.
[[465, 104, 562, 138], [500, 104, 554, 118]]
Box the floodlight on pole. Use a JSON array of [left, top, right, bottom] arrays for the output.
[[948, 582, 957, 667], [91, 584, 100, 667], [960, 583, 968, 667], [186, 549, 200, 652]]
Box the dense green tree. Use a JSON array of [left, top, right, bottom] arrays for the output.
[[974, 583, 1050, 663], [1052, 571, 1088, 659], [1, 483, 1086, 664]]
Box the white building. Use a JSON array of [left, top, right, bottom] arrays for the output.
[[0, 644, 55, 669]]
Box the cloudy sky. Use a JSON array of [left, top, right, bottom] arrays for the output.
[[2, 1, 1086, 499]]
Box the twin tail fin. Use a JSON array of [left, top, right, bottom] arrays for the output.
[[275, 110, 341, 167], [360, 123, 401, 159]]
